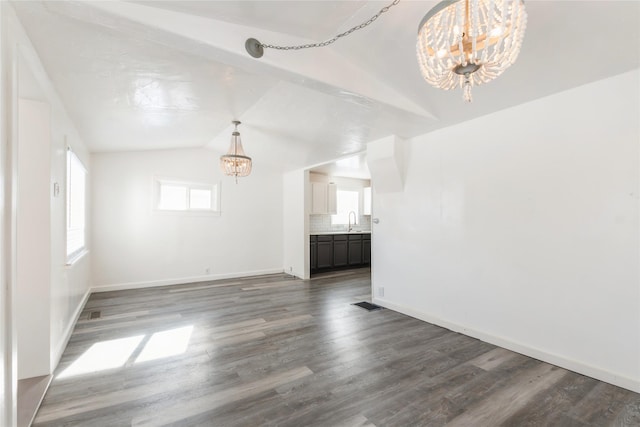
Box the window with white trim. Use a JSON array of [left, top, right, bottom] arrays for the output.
[[67, 149, 87, 262], [154, 178, 220, 214], [331, 189, 359, 225]]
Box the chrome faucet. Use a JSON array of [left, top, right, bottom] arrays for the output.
[[348, 211, 357, 232]]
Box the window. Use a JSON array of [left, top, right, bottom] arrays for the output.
[[154, 178, 220, 214], [331, 189, 359, 225], [67, 149, 87, 262], [158, 184, 188, 210]]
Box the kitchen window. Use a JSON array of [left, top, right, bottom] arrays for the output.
[[331, 189, 359, 225]]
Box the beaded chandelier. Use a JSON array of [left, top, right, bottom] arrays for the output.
[[220, 120, 252, 182], [417, 0, 527, 102]]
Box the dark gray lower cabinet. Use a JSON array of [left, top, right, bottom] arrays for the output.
[[363, 236, 371, 264], [310, 235, 317, 270], [317, 236, 333, 269], [333, 235, 348, 267], [311, 233, 371, 273], [348, 235, 363, 265]]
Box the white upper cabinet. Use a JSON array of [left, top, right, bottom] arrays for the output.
[[311, 182, 337, 214], [311, 182, 326, 214], [327, 183, 337, 214]]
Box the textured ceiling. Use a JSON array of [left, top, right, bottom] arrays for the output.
[[129, 1, 369, 41], [12, 0, 640, 172]]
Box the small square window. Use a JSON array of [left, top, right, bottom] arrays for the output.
[[154, 178, 220, 215], [189, 188, 212, 210], [159, 185, 187, 210]]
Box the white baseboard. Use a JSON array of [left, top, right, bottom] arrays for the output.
[[372, 297, 640, 393], [52, 287, 91, 371], [92, 268, 286, 293]]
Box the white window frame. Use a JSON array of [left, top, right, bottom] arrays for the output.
[[331, 187, 361, 225], [152, 177, 221, 216], [66, 148, 88, 264]]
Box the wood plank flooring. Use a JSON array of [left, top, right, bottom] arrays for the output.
[[34, 269, 640, 426]]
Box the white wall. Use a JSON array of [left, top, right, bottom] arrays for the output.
[[308, 172, 370, 190], [283, 169, 308, 279], [0, 4, 92, 423], [372, 70, 640, 392], [91, 148, 284, 290], [13, 16, 92, 376], [16, 99, 51, 379], [0, 2, 16, 423], [46, 90, 91, 373]]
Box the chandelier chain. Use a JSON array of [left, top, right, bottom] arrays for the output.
[[260, 0, 401, 51]]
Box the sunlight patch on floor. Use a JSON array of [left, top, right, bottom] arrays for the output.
[[135, 325, 194, 363], [58, 335, 144, 379], [57, 325, 195, 379]]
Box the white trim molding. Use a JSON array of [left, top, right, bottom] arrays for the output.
[[51, 288, 91, 371], [372, 297, 640, 394], [92, 268, 286, 293]]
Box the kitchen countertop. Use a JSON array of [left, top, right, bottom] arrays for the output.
[[311, 231, 371, 235]]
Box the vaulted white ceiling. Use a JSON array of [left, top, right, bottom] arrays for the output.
[[12, 0, 640, 171]]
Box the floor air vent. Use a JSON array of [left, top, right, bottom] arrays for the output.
[[89, 311, 101, 320], [352, 302, 383, 311]]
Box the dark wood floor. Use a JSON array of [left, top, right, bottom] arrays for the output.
[[34, 269, 639, 426]]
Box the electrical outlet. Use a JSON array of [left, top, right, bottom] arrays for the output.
[[288, 266, 293, 272], [378, 287, 384, 297], [205, 268, 211, 274]]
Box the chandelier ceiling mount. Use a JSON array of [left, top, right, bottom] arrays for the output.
[[245, 0, 400, 58]]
